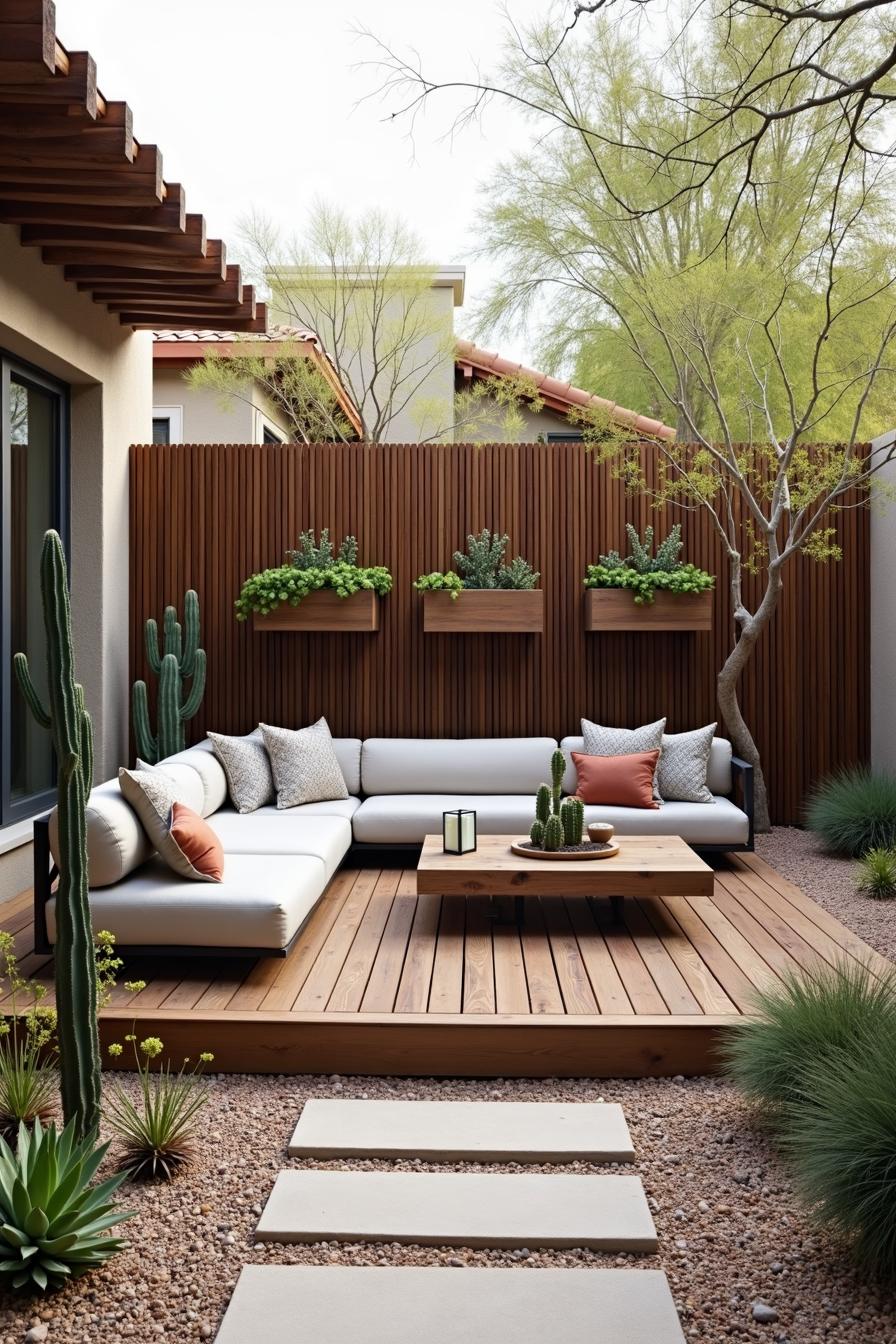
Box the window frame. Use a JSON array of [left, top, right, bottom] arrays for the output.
[[151, 405, 183, 445], [0, 350, 70, 829]]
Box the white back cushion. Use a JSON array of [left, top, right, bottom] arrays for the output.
[[361, 738, 558, 796], [158, 741, 229, 816], [49, 779, 153, 889], [331, 739, 362, 796], [560, 734, 733, 796]]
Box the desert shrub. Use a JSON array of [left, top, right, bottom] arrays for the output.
[[0, 1118, 132, 1292], [106, 1035, 214, 1181], [784, 1028, 896, 1279], [857, 848, 896, 901], [806, 768, 896, 857], [722, 961, 896, 1111]]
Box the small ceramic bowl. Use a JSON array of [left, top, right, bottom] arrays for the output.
[[588, 821, 615, 844]]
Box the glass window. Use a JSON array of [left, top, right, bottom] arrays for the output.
[[152, 416, 171, 445], [1, 358, 68, 826]]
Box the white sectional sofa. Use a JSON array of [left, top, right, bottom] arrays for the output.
[[34, 734, 753, 958]]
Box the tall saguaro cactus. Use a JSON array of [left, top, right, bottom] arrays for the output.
[[132, 590, 206, 764], [14, 530, 101, 1140]]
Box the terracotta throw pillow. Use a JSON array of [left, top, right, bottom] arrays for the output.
[[571, 750, 661, 809], [168, 802, 225, 882]]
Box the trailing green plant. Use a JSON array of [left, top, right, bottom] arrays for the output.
[[782, 1027, 896, 1280], [722, 961, 896, 1113], [411, 571, 464, 599], [415, 530, 539, 596], [132, 589, 206, 764], [856, 849, 896, 901], [528, 750, 583, 850], [586, 523, 714, 604], [14, 530, 101, 1142], [105, 1035, 215, 1182], [0, 1117, 134, 1293], [0, 934, 58, 1143], [806, 768, 896, 857], [236, 531, 392, 619]]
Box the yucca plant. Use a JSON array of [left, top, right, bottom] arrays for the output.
[[105, 1035, 214, 1181], [806, 767, 896, 857], [722, 961, 896, 1112], [783, 1028, 896, 1279], [0, 1117, 133, 1292], [856, 848, 896, 900]]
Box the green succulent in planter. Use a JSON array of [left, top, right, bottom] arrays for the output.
[[414, 529, 539, 598], [585, 523, 714, 604], [236, 530, 392, 620], [0, 1118, 133, 1293]]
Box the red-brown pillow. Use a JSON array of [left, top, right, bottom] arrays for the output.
[[571, 750, 661, 809], [166, 802, 225, 882]]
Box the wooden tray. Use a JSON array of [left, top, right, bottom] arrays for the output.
[[510, 840, 620, 861]]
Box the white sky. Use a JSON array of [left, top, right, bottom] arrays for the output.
[[59, 0, 549, 362]]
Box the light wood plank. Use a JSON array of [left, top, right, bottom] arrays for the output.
[[394, 893, 441, 1014], [541, 899, 599, 1015], [565, 899, 633, 1015], [620, 900, 701, 1015], [428, 896, 466, 1014], [493, 918, 530, 1014], [593, 902, 668, 1015], [638, 899, 738, 1015], [462, 897, 496, 1014], [293, 869, 380, 1012], [260, 868, 361, 1012], [361, 872, 418, 1014]]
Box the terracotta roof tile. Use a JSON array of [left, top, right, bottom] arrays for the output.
[[455, 338, 675, 441]]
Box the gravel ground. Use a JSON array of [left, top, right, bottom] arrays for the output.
[[0, 1071, 893, 1344], [758, 826, 896, 960], [2, 832, 894, 1343]]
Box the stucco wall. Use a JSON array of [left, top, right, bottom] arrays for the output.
[[456, 396, 577, 444], [153, 365, 295, 443], [871, 432, 896, 773], [0, 224, 152, 901]]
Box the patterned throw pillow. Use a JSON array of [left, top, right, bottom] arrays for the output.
[[581, 717, 666, 800], [260, 718, 349, 809], [207, 728, 274, 814], [657, 723, 717, 803], [118, 769, 222, 882]]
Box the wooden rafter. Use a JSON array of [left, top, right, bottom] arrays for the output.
[[0, 0, 266, 331]]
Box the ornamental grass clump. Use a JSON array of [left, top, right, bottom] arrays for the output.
[[0, 1117, 133, 1293], [722, 960, 896, 1113], [584, 522, 714, 604], [236, 529, 392, 619], [806, 767, 896, 857], [856, 848, 896, 900], [0, 933, 57, 1142], [783, 1029, 896, 1280], [414, 528, 539, 598], [105, 1034, 215, 1182]]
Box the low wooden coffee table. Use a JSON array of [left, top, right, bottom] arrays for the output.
[[416, 834, 714, 923]]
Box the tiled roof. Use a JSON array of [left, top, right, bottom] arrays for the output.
[[152, 325, 320, 345], [456, 339, 676, 442]]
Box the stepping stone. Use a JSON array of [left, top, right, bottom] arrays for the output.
[[288, 1098, 634, 1163], [255, 1169, 657, 1251], [215, 1265, 686, 1344]]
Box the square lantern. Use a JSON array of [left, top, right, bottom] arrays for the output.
[[443, 808, 477, 854]]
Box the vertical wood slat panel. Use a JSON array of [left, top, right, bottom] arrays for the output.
[[129, 441, 870, 825]]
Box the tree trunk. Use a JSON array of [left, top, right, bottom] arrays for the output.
[[716, 572, 783, 833]]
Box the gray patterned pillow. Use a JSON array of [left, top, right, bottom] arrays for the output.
[[580, 717, 666, 800], [207, 728, 274, 814], [657, 723, 716, 803], [260, 718, 349, 809]]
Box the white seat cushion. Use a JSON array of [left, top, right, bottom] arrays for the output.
[[352, 794, 748, 846], [361, 738, 558, 795], [353, 796, 550, 845], [206, 811, 351, 880], [45, 853, 325, 950], [582, 797, 749, 845]]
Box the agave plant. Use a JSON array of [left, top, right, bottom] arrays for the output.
[[0, 1117, 133, 1292]]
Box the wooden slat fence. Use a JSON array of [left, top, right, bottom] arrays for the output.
[[129, 442, 869, 824]]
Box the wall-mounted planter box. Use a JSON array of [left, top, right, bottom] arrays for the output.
[[253, 589, 380, 632], [423, 589, 544, 634], [584, 588, 713, 632]]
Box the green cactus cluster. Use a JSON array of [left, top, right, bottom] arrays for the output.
[[132, 590, 206, 765], [529, 749, 585, 851], [13, 531, 101, 1141]]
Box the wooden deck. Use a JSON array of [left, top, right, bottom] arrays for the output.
[[2, 853, 890, 1078]]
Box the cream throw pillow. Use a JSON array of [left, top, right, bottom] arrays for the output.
[[118, 768, 220, 882], [260, 718, 349, 809]]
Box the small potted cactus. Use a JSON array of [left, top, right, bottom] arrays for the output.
[[415, 529, 543, 633], [512, 750, 618, 859]]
